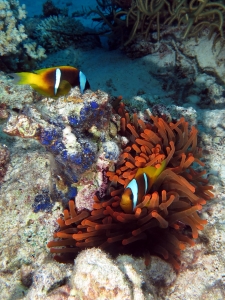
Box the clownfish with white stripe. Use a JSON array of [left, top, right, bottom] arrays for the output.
[[10, 66, 90, 98], [120, 160, 166, 213]]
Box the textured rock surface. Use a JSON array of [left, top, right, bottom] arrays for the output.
[[70, 249, 132, 299]]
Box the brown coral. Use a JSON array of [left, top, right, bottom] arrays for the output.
[[0, 144, 10, 182], [48, 103, 213, 270]]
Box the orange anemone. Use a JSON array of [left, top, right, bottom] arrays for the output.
[[48, 103, 213, 270]]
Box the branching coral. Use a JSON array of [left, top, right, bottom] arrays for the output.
[[0, 0, 46, 70], [48, 103, 213, 270], [35, 15, 100, 53], [0, 0, 27, 56], [35, 15, 85, 52]]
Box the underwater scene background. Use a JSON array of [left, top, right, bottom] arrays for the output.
[[0, 0, 225, 299]]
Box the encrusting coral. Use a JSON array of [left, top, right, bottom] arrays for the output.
[[3, 88, 116, 210], [48, 103, 214, 270]]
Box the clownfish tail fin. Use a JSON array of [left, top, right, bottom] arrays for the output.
[[9, 72, 37, 85]]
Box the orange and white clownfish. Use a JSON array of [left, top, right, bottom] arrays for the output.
[[10, 66, 90, 98], [120, 160, 166, 213]]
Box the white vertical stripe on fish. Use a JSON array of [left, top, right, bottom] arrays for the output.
[[126, 178, 138, 209], [143, 173, 148, 194], [54, 68, 61, 95]]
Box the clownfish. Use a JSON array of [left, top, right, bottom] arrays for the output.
[[120, 160, 166, 213], [10, 66, 90, 98]]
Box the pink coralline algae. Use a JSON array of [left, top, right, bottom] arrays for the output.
[[3, 114, 41, 138]]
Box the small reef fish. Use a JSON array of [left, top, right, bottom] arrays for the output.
[[11, 66, 90, 98], [120, 160, 166, 213]]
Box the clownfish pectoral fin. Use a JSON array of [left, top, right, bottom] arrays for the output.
[[56, 80, 72, 97], [120, 188, 133, 214]]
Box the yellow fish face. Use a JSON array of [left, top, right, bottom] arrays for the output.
[[120, 160, 166, 213]]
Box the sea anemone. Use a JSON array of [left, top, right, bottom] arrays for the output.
[[47, 103, 214, 269]]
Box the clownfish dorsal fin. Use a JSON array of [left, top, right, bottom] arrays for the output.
[[34, 67, 56, 74], [151, 159, 166, 181], [56, 80, 71, 97]]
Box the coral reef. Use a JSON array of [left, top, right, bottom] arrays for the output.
[[91, 0, 225, 47], [32, 189, 53, 213], [3, 114, 41, 138], [35, 14, 100, 53], [0, 0, 27, 56], [37, 91, 112, 185], [0, 84, 224, 298], [3, 88, 116, 210], [116, 254, 176, 298], [47, 102, 213, 269], [0, 0, 46, 71], [0, 72, 43, 109], [42, 0, 62, 17], [0, 103, 9, 120], [0, 149, 54, 299]]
